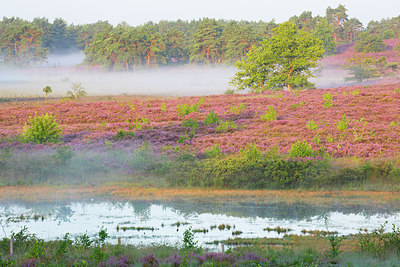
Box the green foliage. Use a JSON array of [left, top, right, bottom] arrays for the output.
[[358, 223, 400, 257], [181, 118, 199, 131], [176, 103, 198, 117], [323, 93, 333, 108], [204, 143, 223, 158], [291, 101, 305, 109], [91, 227, 108, 263], [224, 88, 235, 95], [113, 129, 136, 141], [26, 237, 45, 260], [43, 86, 52, 98], [182, 227, 198, 250], [288, 141, 317, 158], [56, 233, 73, 260], [229, 103, 247, 114], [230, 22, 324, 92], [306, 119, 318, 130], [241, 143, 263, 161], [313, 18, 336, 55], [160, 102, 167, 111], [67, 82, 87, 99], [131, 142, 153, 171], [55, 145, 74, 164], [203, 111, 220, 125], [345, 55, 398, 82], [325, 233, 345, 259], [260, 106, 277, 122], [355, 32, 385, 53], [215, 120, 237, 132], [336, 114, 349, 131], [21, 113, 62, 144]]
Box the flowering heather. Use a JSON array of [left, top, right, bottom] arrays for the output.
[[1, 81, 400, 158]]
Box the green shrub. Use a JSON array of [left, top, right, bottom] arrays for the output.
[[307, 119, 319, 130], [203, 111, 220, 125], [131, 142, 153, 171], [67, 82, 87, 99], [204, 143, 223, 158], [229, 103, 247, 114], [176, 103, 198, 117], [241, 143, 263, 161], [216, 120, 237, 132], [55, 145, 74, 164], [336, 114, 349, 131], [181, 118, 199, 131], [21, 113, 62, 144], [288, 141, 316, 158], [323, 93, 333, 108], [260, 106, 277, 122], [114, 129, 136, 141]]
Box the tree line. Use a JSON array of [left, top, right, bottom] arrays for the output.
[[1, 5, 399, 69]]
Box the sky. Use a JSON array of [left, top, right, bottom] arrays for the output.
[[2, 0, 400, 27]]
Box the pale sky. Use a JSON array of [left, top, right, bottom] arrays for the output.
[[2, 0, 400, 27]]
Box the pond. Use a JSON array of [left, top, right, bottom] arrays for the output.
[[1, 197, 399, 248]]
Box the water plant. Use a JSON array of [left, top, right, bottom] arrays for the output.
[[182, 227, 198, 250]]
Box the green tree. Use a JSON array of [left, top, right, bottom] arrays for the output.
[[0, 17, 47, 66], [43, 86, 52, 101], [326, 4, 349, 42], [189, 18, 223, 64], [230, 22, 324, 92], [345, 55, 398, 82], [313, 19, 336, 55], [355, 32, 386, 52]]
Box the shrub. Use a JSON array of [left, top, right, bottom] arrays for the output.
[[21, 113, 62, 144], [204, 143, 223, 158], [67, 82, 87, 99], [183, 227, 198, 250], [55, 145, 74, 164], [241, 143, 263, 161], [307, 119, 319, 130], [114, 129, 136, 141], [229, 103, 247, 114], [181, 118, 199, 131], [176, 103, 198, 117], [323, 93, 333, 108], [204, 111, 219, 125], [216, 120, 237, 132], [288, 141, 316, 158], [131, 142, 153, 171], [336, 114, 349, 131], [260, 106, 277, 121]]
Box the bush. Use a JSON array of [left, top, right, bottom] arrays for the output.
[[67, 82, 87, 99], [336, 114, 349, 131], [288, 141, 316, 158], [216, 120, 237, 132], [260, 106, 277, 122], [21, 113, 62, 144], [176, 103, 198, 117], [203, 111, 219, 125], [204, 143, 223, 158]]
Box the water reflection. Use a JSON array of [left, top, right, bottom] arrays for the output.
[[0, 198, 399, 246]]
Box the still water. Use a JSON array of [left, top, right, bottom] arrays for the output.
[[0, 199, 399, 247]]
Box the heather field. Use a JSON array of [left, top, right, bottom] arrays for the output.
[[1, 82, 400, 158]]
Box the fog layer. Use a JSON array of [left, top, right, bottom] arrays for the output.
[[0, 53, 371, 98]]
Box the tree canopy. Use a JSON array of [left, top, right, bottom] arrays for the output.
[[230, 22, 325, 92]]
